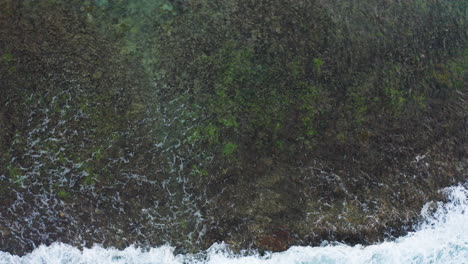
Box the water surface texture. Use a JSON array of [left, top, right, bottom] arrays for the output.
[[1, 185, 466, 264], [1, 0, 466, 261]]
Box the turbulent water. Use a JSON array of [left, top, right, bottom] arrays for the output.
[[0, 185, 466, 264]]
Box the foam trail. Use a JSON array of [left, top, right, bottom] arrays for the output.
[[0, 185, 466, 264]]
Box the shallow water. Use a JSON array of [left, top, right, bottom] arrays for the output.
[[0, 185, 466, 264]]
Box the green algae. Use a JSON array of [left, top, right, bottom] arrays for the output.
[[0, 0, 466, 255]]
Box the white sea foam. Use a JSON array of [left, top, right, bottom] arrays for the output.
[[1, 185, 466, 264]]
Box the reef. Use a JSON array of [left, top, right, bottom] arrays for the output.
[[0, 0, 466, 255]]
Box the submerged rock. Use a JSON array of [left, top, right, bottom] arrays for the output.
[[0, 0, 465, 256]]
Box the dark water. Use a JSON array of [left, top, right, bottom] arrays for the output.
[[0, 185, 466, 263], [0, 0, 466, 260]]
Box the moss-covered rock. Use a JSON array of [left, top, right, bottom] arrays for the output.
[[0, 0, 465, 256]]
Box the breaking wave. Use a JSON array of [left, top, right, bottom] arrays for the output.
[[0, 185, 466, 264]]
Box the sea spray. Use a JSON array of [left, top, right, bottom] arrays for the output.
[[0, 185, 466, 264]]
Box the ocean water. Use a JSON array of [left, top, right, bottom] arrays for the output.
[[0, 185, 466, 264]]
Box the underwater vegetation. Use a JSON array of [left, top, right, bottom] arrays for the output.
[[0, 0, 466, 255]]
